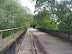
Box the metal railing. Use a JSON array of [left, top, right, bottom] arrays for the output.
[[0, 27, 25, 47]]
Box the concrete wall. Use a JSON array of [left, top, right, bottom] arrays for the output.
[[37, 28, 72, 40], [0, 29, 27, 54]]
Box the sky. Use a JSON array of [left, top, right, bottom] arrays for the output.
[[19, 0, 72, 14], [19, 0, 36, 14]]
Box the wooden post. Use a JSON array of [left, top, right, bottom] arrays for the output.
[[0, 32, 3, 47], [12, 30, 14, 39]]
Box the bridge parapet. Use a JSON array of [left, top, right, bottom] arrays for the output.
[[0, 27, 27, 54], [37, 28, 72, 40]]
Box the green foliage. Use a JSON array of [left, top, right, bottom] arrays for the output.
[[33, 0, 72, 33], [34, 9, 56, 30], [54, 1, 72, 33], [0, 0, 33, 38]]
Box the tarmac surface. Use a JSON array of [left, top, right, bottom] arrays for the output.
[[18, 28, 72, 54]]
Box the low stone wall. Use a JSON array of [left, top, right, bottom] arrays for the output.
[[37, 28, 72, 40], [0, 29, 27, 54]]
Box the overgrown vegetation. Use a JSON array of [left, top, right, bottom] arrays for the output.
[[33, 0, 72, 33], [0, 0, 72, 38], [0, 0, 33, 38]]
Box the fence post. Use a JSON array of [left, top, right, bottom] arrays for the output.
[[0, 32, 3, 47], [12, 30, 14, 39], [68, 33, 70, 39], [21, 28, 23, 32]]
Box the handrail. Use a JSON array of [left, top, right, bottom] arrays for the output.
[[0, 27, 24, 32], [0, 27, 25, 47]]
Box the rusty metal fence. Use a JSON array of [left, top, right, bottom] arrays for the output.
[[0, 27, 25, 47], [37, 28, 72, 40]]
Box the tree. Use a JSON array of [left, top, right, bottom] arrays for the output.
[[34, 8, 56, 30], [33, 0, 72, 33], [0, 0, 33, 38]]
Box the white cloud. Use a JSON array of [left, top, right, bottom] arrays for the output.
[[55, 0, 60, 2], [55, 0, 65, 2], [19, 0, 36, 14]]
